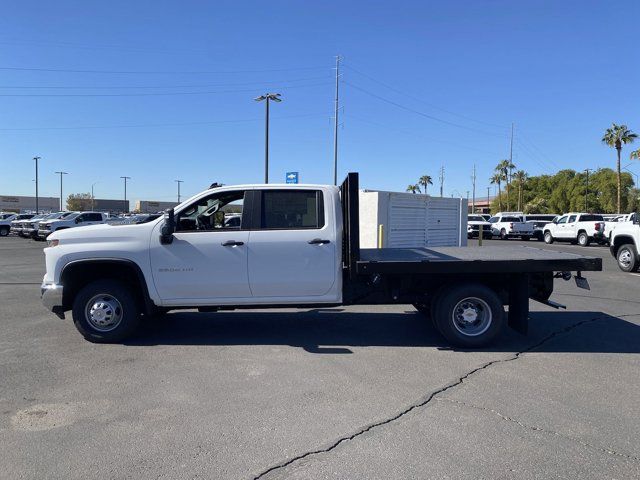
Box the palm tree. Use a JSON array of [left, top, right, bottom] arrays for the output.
[[418, 175, 433, 195], [406, 184, 421, 194], [490, 173, 504, 211], [602, 123, 637, 213], [513, 170, 528, 211], [631, 148, 640, 161], [496, 159, 516, 210]]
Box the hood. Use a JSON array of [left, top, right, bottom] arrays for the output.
[[468, 220, 491, 226], [49, 221, 159, 243]]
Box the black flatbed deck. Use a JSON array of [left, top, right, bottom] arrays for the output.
[[357, 246, 602, 275]]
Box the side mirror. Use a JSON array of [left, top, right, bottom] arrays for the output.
[[160, 208, 176, 245]]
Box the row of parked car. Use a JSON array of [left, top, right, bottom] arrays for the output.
[[0, 211, 161, 240], [467, 211, 638, 247]]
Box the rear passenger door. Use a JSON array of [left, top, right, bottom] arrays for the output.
[[247, 189, 337, 299]]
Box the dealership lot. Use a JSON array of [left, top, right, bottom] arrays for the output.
[[1, 237, 639, 479]]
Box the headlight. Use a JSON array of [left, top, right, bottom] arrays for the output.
[[47, 239, 59, 247]]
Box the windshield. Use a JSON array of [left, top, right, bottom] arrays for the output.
[[0, 214, 14, 220], [468, 216, 485, 222]]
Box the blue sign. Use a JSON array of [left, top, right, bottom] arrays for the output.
[[286, 172, 299, 184]]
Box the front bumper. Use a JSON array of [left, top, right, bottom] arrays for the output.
[[41, 282, 64, 316], [38, 229, 51, 238]]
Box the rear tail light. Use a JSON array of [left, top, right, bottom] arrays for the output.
[[595, 223, 600, 231], [509, 223, 514, 229]]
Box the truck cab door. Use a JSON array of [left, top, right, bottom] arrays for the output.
[[149, 189, 252, 304], [554, 215, 569, 238], [565, 215, 578, 239], [247, 189, 339, 302]]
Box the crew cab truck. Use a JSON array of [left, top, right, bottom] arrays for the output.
[[41, 173, 601, 348], [38, 211, 103, 239], [488, 212, 534, 240], [543, 213, 606, 246], [609, 214, 640, 272]]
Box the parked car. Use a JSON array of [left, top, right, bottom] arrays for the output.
[[488, 212, 534, 240], [543, 213, 606, 246], [9, 214, 36, 236], [38, 211, 107, 239], [524, 214, 558, 241], [0, 213, 19, 237], [467, 214, 492, 239], [609, 213, 640, 272]]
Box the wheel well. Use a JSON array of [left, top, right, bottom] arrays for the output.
[[611, 236, 636, 256], [60, 260, 153, 313], [578, 229, 586, 235]]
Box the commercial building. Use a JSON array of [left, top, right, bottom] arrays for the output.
[[135, 200, 179, 213], [66, 197, 130, 214], [0, 195, 59, 213]]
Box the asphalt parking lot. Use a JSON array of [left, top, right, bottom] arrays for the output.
[[1, 236, 639, 479]]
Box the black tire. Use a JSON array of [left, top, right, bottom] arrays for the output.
[[577, 231, 590, 247], [616, 244, 640, 273], [544, 231, 554, 244], [432, 283, 505, 348], [72, 279, 141, 343], [500, 229, 508, 240], [0, 226, 8, 237]]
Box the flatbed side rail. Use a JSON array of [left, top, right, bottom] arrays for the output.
[[340, 172, 360, 280]]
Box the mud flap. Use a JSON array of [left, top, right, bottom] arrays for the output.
[[508, 274, 529, 335]]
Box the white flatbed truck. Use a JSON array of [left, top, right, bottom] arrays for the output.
[[42, 173, 601, 347]]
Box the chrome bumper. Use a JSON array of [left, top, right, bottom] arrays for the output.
[[41, 282, 64, 311]]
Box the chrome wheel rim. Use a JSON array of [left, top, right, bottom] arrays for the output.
[[85, 294, 123, 332], [452, 297, 492, 337], [619, 250, 632, 269], [579, 234, 586, 245]]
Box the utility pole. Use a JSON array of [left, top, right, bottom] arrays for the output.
[[471, 164, 476, 214], [91, 182, 99, 210], [487, 186, 491, 213], [439, 165, 444, 197], [54, 171, 68, 211], [175, 179, 183, 203], [333, 55, 341, 185], [120, 176, 131, 214], [584, 168, 592, 212], [33, 156, 41, 213], [254, 93, 282, 183]]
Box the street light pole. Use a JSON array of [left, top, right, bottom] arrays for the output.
[[254, 93, 282, 183], [120, 176, 131, 213], [54, 171, 68, 211], [33, 156, 41, 213], [91, 182, 99, 210], [175, 179, 183, 203]]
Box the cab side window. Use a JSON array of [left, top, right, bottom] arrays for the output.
[[557, 216, 568, 224], [176, 190, 246, 232], [568, 215, 577, 223], [260, 190, 324, 229]]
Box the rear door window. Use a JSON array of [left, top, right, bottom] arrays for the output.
[[260, 190, 324, 230]]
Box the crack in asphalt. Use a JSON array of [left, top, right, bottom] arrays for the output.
[[437, 397, 640, 463], [251, 315, 606, 479]]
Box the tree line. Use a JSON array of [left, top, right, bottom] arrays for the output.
[[407, 122, 639, 214]]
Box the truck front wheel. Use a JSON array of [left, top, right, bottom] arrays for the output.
[[72, 280, 141, 343], [617, 245, 639, 272], [0, 226, 8, 237], [544, 231, 554, 244], [433, 284, 505, 348]]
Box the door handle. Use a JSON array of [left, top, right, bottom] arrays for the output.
[[308, 238, 331, 245], [222, 240, 244, 247]]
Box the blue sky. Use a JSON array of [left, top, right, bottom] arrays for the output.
[[1, 0, 638, 204]]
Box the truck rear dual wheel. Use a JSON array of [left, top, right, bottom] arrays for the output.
[[432, 284, 505, 348], [617, 245, 640, 273], [72, 280, 141, 343]]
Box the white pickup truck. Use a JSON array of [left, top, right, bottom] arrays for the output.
[[38, 211, 105, 239], [488, 212, 534, 240], [41, 173, 601, 347], [543, 213, 606, 246], [0, 213, 19, 237], [609, 214, 640, 272]]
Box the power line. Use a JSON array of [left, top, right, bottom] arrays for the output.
[[0, 81, 332, 97], [343, 62, 510, 131], [0, 65, 329, 75], [0, 75, 332, 90], [343, 81, 509, 138], [0, 111, 331, 131]]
